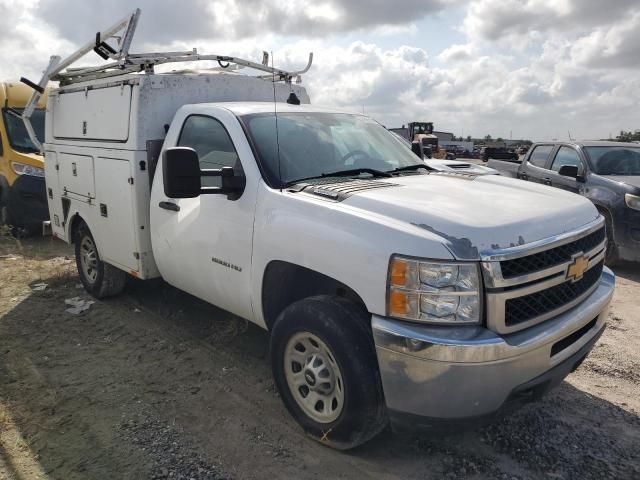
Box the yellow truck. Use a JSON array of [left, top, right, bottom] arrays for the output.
[[0, 82, 48, 235]]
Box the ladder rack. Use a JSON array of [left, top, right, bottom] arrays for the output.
[[20, 8, 313, 152]]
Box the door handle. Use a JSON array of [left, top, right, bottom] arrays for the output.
[[159, 201, 180, 212], [543, 178, 552, 185], [519, 172, 528, 180]]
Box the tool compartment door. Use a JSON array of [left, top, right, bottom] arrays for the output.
[[94, 156, 139, 272], [57, 152, 95, 201], [51, 85, 132, 142], [43, 150, 66, 238]]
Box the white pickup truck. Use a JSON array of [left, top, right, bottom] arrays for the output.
[[29, 12, 615, 449], [37, 71, 615, 448]]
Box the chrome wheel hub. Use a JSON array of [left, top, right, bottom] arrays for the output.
[[80, 235, 98, 284], [284, 332, 344, 424]]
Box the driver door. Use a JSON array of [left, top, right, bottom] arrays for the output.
[[547, 145, 585, 195], [150, 109, 258, 322]]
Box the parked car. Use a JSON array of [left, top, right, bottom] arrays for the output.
[[481, 146, 518, 162], [488, 141, 640, 264], [0, 82, 49, 236], [390, 131, 498, 174]]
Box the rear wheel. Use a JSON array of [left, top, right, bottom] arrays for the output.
[[74, 222, 127, 298], [270, 295, 387, 450]]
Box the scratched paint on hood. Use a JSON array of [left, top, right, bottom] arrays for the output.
[[342, 173, 599, 260]]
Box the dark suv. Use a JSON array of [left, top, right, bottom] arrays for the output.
[[489, 141, 640, 264]]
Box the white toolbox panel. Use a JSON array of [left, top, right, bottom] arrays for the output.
[[52, 85, 132, 141], [43, 150, 66, 238], [94, 156, 139, 272], [58, 152, 95, 200]]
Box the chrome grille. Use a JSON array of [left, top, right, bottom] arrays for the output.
[[501, 228, 606, 278], [481, 218, 606, 334], [505, 261, 604, 327]]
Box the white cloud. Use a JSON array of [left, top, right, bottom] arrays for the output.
[[438, 43, 475, 62], [35, 0, 454, 44], [0, 0, 74, 82], [464, 0, 639, 41], [1, 0, 639, 140]]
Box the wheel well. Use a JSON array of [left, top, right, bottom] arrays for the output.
[[262, 261, 368, 331], [68, 214, 85, 243], [595, 205, 614, 237]]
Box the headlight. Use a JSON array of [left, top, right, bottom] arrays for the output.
[[11, 162, 44, 177], [625, 193, 640, 211], [387, 256, 482, 324]]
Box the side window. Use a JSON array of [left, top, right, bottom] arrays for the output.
[[551, 146, 582, 173], [528, 145, 553, 168], [178, 115, 242, 187]]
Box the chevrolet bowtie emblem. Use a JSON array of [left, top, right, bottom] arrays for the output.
[[567, 254, 589, 282]]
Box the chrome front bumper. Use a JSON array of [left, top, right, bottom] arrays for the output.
[[372, 267, 615, 422]]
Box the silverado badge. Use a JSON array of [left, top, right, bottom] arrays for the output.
[[566, 253, 589, 282]]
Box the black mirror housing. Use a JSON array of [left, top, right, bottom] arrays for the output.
[[163, 147, 202, 198], [557, 165, 583, 181], [163, 147, 246, 199]]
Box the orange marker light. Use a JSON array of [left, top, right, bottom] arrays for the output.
[[389, 290, 408, 316], [390, 259, 407, 287]]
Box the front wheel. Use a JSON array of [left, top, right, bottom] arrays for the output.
[[270, 296, 387, 450], [74, 222, 127, 298]]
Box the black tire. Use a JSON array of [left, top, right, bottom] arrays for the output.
[[599, 210, 619, 267], [74, 222, 127, 298], [270, 295, 387, 450]]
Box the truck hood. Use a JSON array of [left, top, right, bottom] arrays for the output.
[[342, 173, 599, 260], [604, 175, 640, 189], [10, 150, 44, 166], [425, 159, 499, 175]]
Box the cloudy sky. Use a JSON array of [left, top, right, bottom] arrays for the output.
[[1, 0, 639, 141]]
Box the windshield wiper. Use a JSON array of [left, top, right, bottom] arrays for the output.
[[321, 168, 392, 178], [388, 164, 431, 174], [290, 168, 392, 185]]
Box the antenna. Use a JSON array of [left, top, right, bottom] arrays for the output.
[[568, 130, 574, 141], [271, 51, 283, 190]]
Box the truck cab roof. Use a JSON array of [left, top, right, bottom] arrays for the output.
[[533, 140, 639, 148], [185, 102, 359, 117]]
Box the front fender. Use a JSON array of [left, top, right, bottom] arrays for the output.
[[250, 183, 454, 327]]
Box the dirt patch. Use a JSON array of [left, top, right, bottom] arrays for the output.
[[1, 233, 639, 479]]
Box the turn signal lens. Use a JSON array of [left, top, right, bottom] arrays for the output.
[[387, 255, 482, 325], [389, 257, 419, 289], [390, 259, 407, 287], [388, 290, 419, 318]]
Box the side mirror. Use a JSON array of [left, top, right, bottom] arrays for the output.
[[163, 147, 201, 198], [558, 165, 586, 182], [411, 141, 424, 159], [163, 147, 246, 199]]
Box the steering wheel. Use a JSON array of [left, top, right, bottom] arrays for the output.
[[341, 150, 370, 164]]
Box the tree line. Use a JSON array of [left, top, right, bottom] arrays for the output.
[[615, 130, 640, 142]]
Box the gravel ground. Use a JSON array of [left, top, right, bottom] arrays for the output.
[[1, 231, 639, 480]]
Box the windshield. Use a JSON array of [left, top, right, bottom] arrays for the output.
[[242, 112, 424, 185], [412, 123, 433, 135], [2, 108, 45, 153], [585, 146, 640, 175]]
